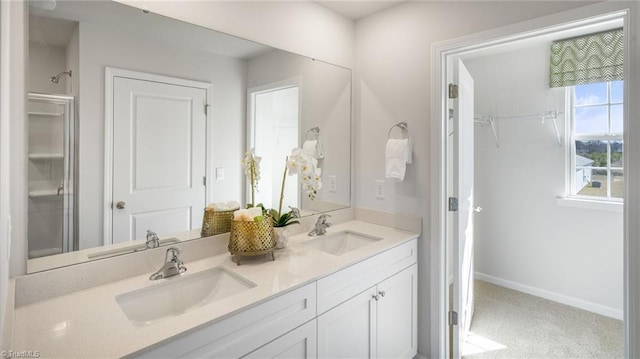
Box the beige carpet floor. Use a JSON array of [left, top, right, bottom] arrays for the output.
[[463, 280, 623, 359]]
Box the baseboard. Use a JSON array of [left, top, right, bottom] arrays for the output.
[[475, 272, 623, 320]]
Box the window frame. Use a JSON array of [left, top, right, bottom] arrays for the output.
[[566, 81, 623, 203]]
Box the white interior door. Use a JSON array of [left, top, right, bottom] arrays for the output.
[[112, 76, 206, 244], [452, 58, 475, 358]]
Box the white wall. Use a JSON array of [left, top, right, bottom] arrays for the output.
[[247, 50, 352, 212], [466, 44, 623, 317], [116, 0, 354, 69], [78, 21, 247, 249], [354, 1, 598, 355], [65, 25, 79, 95], [28, 42, 67, 94]]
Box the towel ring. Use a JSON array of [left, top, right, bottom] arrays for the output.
[[306, 127, 320, 140], [388, 122, 408, 139]]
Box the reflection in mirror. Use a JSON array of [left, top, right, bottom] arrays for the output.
[[26, 1, 351, 273], [248, 82, 301, 211], [247, 53, 352, 215]]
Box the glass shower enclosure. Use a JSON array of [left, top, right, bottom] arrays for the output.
[[27, 93, 76, 258]]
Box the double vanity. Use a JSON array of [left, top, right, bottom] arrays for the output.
[[5, 218, 419, 358]]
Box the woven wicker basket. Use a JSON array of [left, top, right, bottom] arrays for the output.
[[228, 215, 275, 264], [201, 209, 234, 237]]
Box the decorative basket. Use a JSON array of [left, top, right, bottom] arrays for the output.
[[228, 215, 276, 265], [201, 209, 234, 237]]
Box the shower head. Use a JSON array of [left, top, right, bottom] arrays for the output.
[[50, 71, 72, 84]]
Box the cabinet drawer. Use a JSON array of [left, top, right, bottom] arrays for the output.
[[136, 282, 317, 358], [243, 319, 317, 359], [316, 239, 417, 314]]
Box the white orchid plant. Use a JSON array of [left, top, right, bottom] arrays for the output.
[[241, 148, 261, 207], [286, 148, 322, 201], [267, 148, 322, 228], [241, 147, 321, 228]]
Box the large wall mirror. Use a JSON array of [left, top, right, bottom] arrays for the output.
[[26, 0, 352, 273]]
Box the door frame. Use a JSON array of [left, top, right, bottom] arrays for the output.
[[246, 76, 302, 207], [247, 76, 302, 149], [103, 67, 213, 245], [430, 2, 638, 358]]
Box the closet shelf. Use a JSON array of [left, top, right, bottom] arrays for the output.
[[474, 110, 563, 148], [28, 153, 64, 160], [28, 111, 63, 117]]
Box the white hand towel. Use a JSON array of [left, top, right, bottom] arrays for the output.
[[385, 139, 410, 181], [303, 140, 316, 157], [303, 140, 324, 159], [315, 140, 325, 159]]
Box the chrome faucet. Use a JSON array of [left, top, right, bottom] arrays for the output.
[[288, 206, 301, 219], [149, 247, 187, 280], [308, 214, 332, 236], [135, 230, 160, 252]]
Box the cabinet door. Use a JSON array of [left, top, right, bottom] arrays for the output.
[[377, 264, 417, 359], [243, 320, 316, 359], [317, 286, 378, 358]]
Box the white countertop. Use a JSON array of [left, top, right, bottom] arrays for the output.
[[9, 220, 418, 358]]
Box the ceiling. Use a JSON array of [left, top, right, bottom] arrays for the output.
[[314, 1, 406, 20]]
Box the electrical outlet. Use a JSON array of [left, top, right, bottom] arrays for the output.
[[375, 180, 385, 199], [328, 175, 337, 193], [215, 167, 225, 180]]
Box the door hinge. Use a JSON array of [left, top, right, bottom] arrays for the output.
[[448, 197, 458, 212], [449, 311, 458, 326], [448, 83, 458, 99], [205, 104, 211, 115], [203, 176, 207, 186]]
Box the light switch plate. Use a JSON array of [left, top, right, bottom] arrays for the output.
[[328, 175, 337, 193], [215, 167, 225, 180], [375, 180, 385, 199]]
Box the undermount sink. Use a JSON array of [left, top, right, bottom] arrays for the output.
[[87, 237, 181, 259], [304, 230, 382, 256], [116, 266, 256, 326]]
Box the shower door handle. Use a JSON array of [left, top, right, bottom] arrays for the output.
[[116, 201, 126, 209]]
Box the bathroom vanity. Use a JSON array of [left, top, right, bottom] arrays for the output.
[[5, 220, 418, 358]]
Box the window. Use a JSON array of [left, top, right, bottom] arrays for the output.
[[569, 81, 623, 200]]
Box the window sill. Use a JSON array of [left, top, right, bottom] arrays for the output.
[[556, 197, 623, 212]]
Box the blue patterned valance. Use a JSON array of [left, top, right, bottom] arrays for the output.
[[550, 28, 623, 88]]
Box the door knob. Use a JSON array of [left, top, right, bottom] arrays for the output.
[[116, 201, 126, 209], [473, 206, 483, 213]]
